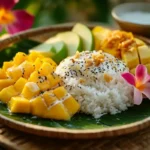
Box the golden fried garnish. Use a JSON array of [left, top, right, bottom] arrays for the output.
[[92, 51, 105, 66], [85, 59, 93, 68], [74, 51, 80, 59], [103, 73, 113, 83]]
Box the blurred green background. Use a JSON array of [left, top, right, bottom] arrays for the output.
[[12, 0, 150, 27]]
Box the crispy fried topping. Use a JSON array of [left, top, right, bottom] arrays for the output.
[[79, 78, 85, 84], [92, 51, 105, 66], [103, 73, 113, 83], [74, 51, 80, 59], [101, 30, 137, 52], [85, 59, 93, 68]]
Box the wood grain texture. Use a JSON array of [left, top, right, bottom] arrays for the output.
[[0, 23, 150, 141]]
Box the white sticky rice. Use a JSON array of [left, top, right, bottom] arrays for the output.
[[55, 51, 133, 118]]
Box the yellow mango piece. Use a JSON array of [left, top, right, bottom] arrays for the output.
[[28, 71, 51, 91], [13, 52, 27, 65], [138, 45, 150, 64], [0, 85, 18, 103], [130, 68, 135, 75], [121, 49, 139, 69], [33, 58, 43, 71], [92, 26, 111, 50], [42, 58, 57, 69], [47, 74, 61, 89], [63, 96, 80, 116], [21, 82, 40, 99], [39, 62, 54, 75], [8, 97, 30, 113], [145, 64, 150, 74], [0, 69, 7, 79], [2, 61, 14, 71], [53, 86, 67, 99], [14, 77, 27, 93], [135, 38, 145, 46], [44, 102, 70, 120], [19, 61, 34, 79], [43, 91, 57, 107], [28, 51, 44, 62], [7, 66, 23, 81], [0, 79, 15, 91], [30, 96, 47, 117], [102, 48, 121, 58]]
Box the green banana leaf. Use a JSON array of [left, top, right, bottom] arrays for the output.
[[0, 40, 150, 130]]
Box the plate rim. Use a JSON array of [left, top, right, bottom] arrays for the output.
[[0, 23, 150, 139]]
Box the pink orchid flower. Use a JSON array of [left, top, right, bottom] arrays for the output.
[[121, 64, 150, 105], [0, 0, 34, 34]]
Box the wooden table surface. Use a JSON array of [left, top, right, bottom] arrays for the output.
[[0, 123, 150, 150]]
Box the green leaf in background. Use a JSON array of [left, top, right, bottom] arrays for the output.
[[0, 40, 150, 130]]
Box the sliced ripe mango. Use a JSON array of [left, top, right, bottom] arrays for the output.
[[63, 96, 80, 116], [145, 64, 150, 74], [20, 61, 34, 79], [13, 52, 27, 65], [42, 58, 57, 69], [47, 74, 61, 89], [53, 86, 67, 99], [0, 69, 7, 79], [21, 82, 40, 99], [33, 58, 43, 71], [0, 79, 15, 91], [39, 62, 54, 75], [92, 26, 111, 50], [138, 45, 150, 64], [29, 71, 51, 91], [43, 91, 57, 107], [2, 61, 14, 71], [8, 97, 30, 113], [0, 85, 18, 103], [14, 77, 27, 93], [121, 49, 139, 69], [7, 66, 23, 81], [44, 102, 70, 120], [28, 51, 44, 62], [30, 96, 47, 117]]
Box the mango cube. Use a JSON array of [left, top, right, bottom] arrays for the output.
[[121, 49, 139, 69], [19, 61, 34, 79], [7, 66, 23, 81], [33, 58, 43, 71], [63, 96, 80, 116], [2, 61, 14, 71], [9, 97, 30, 113], [138, 45, 150, 65], [43, 91, 57, 107], [42, 58, 57, 69], [30, 96, 47, 117], [21, 82, 40, 99], [0, 79, 15, 91], [0, 85, 18, 103], [39, 62, 54, 75], [44, 102, 70, 120], [0, 69, 7, 79], [13, 52, 27, 65], [53, 86, 67, 99], [28, 52, 44, 62], [14, 77, 27, 93]]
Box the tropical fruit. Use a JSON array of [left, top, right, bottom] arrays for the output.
[[92, 26, 150, 74], [0, 52, 80, 120]]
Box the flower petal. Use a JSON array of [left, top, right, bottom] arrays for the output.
[[0, 0, 18, 10], [121, 72, 135, 86], [135, 64, 147, 83], [134, 88, 143, 105], [142, 82, 150, 99], [6, 10, 34, 34]]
